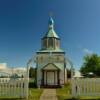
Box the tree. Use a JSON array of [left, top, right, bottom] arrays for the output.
[[29, 67, 37, 88], [29, 67, 36, 78], [10, 73, 19, 78], [80, 54, 100, 76], [67, 69, 71, 78]]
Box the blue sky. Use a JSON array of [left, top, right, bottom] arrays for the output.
[[0, 0, 100, 69]]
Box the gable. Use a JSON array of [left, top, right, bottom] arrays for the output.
[[43, 63, 59, 70]]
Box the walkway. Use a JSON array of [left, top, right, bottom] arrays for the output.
[[40, 89, 58, 100]]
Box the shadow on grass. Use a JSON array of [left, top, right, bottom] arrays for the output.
[[64, 98, 100, 100], [64, 97, 100, 100], [0, 98, 25, 100]]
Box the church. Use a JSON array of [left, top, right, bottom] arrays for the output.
[[36, 17, 67, 87]]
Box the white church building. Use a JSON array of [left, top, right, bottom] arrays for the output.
[[36, 17, 67, 87]]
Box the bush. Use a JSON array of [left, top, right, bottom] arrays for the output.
[[29, 80, 37, 88]]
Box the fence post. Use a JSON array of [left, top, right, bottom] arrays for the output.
[[72, 79, 76, 97], [25, 63, 29, 100]]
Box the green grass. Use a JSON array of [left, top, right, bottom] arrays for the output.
[[0, 88, 43, 100], [56, 82, 72, 100]]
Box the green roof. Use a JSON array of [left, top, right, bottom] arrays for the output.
[[44, 28, 59, 38], [43, 17, 60, 39]]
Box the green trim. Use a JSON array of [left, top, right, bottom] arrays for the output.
[[37, 48, 65, 53]]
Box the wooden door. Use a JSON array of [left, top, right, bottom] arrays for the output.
[[47, 71, 54, 85]]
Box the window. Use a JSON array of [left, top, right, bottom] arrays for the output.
[[48, 38, 53, 48], [43, 39, 47, 49], [56, 39, 60, 48]]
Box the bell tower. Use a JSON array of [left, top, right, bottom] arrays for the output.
[[42, 17, 60, 50]]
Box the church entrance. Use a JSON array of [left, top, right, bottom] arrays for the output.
[[47, 71, 55, 85], [41, 70, 60, 87], [41, 63, 60, 87]]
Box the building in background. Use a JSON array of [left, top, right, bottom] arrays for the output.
[[0, 63, 26, 78], [0, 63, 7, 69]]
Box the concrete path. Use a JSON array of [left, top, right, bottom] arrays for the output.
[[40, 89, 58, 100]]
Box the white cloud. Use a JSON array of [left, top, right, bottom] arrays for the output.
[[83, 48, 93, 54]]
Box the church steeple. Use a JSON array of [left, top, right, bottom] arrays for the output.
[[48, 17, 54, 29], [41, 17, 61, 50], [43, 17, 59, 39]]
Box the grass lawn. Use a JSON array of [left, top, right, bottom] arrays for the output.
[[0, 88, 43, 100], [56, 82, 100, 100], [56, 82, 72, 100]]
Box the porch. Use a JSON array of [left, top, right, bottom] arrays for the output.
[[40, 63, 61, 87], [41, 70, 61, 87]]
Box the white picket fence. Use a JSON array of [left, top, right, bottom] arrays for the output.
[[0, 67, 29, 99], [0, 78, 27, 98], [72, 78, 100, 97]]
